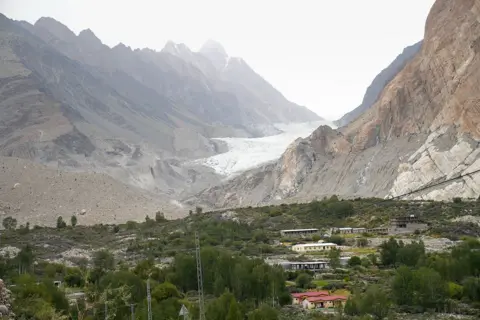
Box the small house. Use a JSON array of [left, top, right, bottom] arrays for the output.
[[302, 295, 347, 309], [291, 291, 329, 305]]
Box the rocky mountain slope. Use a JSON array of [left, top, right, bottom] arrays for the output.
[[192, 0, 480, 208], [0, 157, 180, 227], [0, 14, 319, 200], [335, 41, 422, 127]]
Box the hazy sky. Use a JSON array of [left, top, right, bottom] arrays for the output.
[[1, 0, 435, 120]]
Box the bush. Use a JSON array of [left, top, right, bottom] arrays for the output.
[[126, 221, 137, 230], [327, 235, 346, 245], [2, 216, 17, 230], [155, 211, 167, 222], [348, 256, 362, 267], [71, 215, 77, 227], [295, 273, 312, 289], [56, 216, 67, 229], [356, 238, 368, 247]]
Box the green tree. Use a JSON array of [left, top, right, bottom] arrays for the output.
[[226, 298, 242, 320], [379, 237, 401, 266], [45, 263, 57, 278], [248, 305, 278, 320], [356, 237, 369, 247], [413, 267, 447, 311], [70, 215, 77, 227], [360, 285, 391, 320], [89, 250, 115, 284], [328, 248, 341, 269], [327, 235, 346, 245], [196, 206, 203, 214], [327, 200, 354, 218], [207, 291, 238, 320], [295, 273, 312, 289], [392, 266, 415, 306], [56, 216, 67, 229], [151, 282, 181, 301], [396, 241, 425, 267], [12, 274, 69, 319], [2, 216, 17, 230], [278, 291, 292, 306], [155, 211, 167, 222], [462, 277, 480, 301], [447, 281, 464, 299], [93, 250, 115, 271], [348, 256, 362, 267], [17, 244, 35, 274], [64, 267, 84, 287]]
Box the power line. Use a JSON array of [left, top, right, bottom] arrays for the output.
[[386, 167, 480, 201]]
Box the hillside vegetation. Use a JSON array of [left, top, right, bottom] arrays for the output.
[[1, 198, 480, 319]]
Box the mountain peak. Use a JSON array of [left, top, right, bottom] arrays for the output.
[[199, 39, 229, 70], [34, 17, 76, 42], [78, 28, 103, 47], [112, 42, 132, 52], [199, 39, 228, 57]]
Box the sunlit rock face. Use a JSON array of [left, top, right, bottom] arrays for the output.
[[192, 0, 480, 209]]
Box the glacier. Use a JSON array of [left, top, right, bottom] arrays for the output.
[[194, 121, 334, 176]]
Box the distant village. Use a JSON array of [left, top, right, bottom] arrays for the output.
[[270, 215, 430, 311]]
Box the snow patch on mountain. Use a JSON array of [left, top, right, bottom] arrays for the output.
[[194, 121, 335, 176]]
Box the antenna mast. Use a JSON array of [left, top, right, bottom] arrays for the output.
[[195, 231, 206, 320], [147, 279, 152, 320]]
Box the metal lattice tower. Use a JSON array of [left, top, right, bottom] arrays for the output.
[[195, 231, 206, 320], [147, 279, 152, 320]]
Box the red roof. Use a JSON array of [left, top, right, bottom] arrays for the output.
[[292, 291, 329, 298], [306, 295, 348, 303]]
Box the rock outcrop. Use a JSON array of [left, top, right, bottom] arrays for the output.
[[194, 0, 480, 208], [0, 279, 13, 319]]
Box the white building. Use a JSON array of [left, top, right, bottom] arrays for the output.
[[291, 242, 338, 253]]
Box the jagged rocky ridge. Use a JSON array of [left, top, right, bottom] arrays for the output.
[[0, 14, 320, 201], [191, 0, 480, 208]]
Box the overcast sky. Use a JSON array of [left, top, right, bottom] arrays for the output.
[[1, 0, 435, 120]]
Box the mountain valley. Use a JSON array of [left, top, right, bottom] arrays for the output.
[[1, 0, 480, 225], [192, 0, 480, 209], [0, 13, 323, 224]]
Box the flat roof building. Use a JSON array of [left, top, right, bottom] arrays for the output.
[[280, 228, 319, 237], [278, 261, 329, 272], [390, 215, 428, 234], [292, 242, 338, 252]]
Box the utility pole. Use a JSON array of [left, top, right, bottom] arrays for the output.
[[195, 232, 206, 320], [130, 304, 135, 320], [147, 279, 152, 320], [104, 302, 108, 320], [272, 281, 275, 308]]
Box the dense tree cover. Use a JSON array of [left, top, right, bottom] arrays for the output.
[[2, 198, 480, 319], [1, 244, 287, 320], [345, 238, 480, 319]]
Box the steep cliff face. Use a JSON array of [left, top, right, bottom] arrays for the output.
[[335, 41, 422, 127], [194, 0, 480, 208]]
